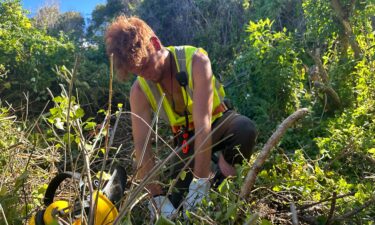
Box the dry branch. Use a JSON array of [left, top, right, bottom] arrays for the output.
[[240, 108, 309, 198], [314, 82, 341, 108], [299, 192, 355, 210], [332, 195, 375, 222]]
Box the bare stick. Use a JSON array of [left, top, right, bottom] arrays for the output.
[[240, 108, 309, 198], [89, 54, 114, 225], [325, 192, 337, 225], [65, 56, 80, 172], [0, 204, 9, 225], [332, 195, 375, 222], [299, 191, 355, 210], [290, 202, 299, 225]]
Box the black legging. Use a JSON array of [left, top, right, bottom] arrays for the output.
[[167, 110, 257, 208]]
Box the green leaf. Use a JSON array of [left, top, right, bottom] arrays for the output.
[[97, 109, 106, 114], [224, 203, 238, 220], [155, 215, 175, 225], [74, 107, 85, 119], [63, 133, 74, 144], [53, 96, 64, 103], [84, 121, 96, 130], [179, 171, 187, 181], [261, 219, 273, 225], [218, 179, 229, 194], [0, 187, 7, 196], [272, 185, 281, 192], [15, 171, 29, 190], [368, 148, 375, 157], [49, 107, 60, 116], [75, 136, 81, 144]]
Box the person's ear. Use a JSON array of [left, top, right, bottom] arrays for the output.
[[150, 36, 161, 51]]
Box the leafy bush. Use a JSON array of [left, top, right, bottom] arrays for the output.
[[0, 106, 49, 224], [225, 19, 306, 142], [0, 0, 75, 110]]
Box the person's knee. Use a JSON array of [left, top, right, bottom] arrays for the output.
[[225, 116, 257, 163], [246, 119, 257, 144], [236, 117, 257, 147]]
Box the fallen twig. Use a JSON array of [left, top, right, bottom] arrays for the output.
[[299, 192, 355, 210], [331, 195, 375, 222], [0, 204, 9, 225], [290, 202, 299, 225], [240, 108, 309, 198]]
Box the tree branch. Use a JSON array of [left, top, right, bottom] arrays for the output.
[[325, 192, 337, 225], [332, 195, 375, 222], [331, 0, 361, 59], [314, 81, 341, 109], [309, 49, 329, 83], [240, 108, 309, 198], [299, 192, 355, 210]]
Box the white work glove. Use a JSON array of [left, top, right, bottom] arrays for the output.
[[183, 177, 210, 213], [148, 195, 177, 220]]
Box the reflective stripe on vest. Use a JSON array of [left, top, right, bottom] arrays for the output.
[[137, 45, 226, 128]]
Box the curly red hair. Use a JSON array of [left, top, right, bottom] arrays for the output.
[[105, 16, 155, 80]]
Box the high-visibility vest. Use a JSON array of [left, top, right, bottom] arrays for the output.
[[137, 45, 226, 132]]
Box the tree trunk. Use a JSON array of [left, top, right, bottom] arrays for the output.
[[331, 0, 361, 59]]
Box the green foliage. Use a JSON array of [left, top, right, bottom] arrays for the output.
[[250, 0, 304, 32], [302, 0, 340, 47], [88, 0, 139, 37], [72, 40, 132, 114], [0, 0, 75, 109], [45, 67, 99, 161], [48, 11, 85, 42], [226, 19, 306, 141], [138, 0, 202, 45], [0, 106, 47, 224], [138, 0, 249, 74], [1, 0, 375, 224], [258, 148, 375, 223], [193, 0, 250, 72]]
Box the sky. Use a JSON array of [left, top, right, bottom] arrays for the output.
[[21, 0, 107, 18]]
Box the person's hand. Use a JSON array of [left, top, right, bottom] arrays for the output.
[[183, 177, 210, 213], [148, 195, 176, 220]]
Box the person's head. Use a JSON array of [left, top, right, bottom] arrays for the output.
[[105, 16, 161, 80]]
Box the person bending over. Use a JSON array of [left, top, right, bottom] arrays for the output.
[[105, 16, 257, 219]]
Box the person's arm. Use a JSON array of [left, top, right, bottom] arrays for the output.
[[130, 80, 163, 196], [191, 51, 214, 178]]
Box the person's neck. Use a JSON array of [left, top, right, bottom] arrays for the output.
[[159, 48, 176, 85]]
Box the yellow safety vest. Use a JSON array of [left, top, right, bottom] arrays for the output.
[[137, 45, 226, 132]]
